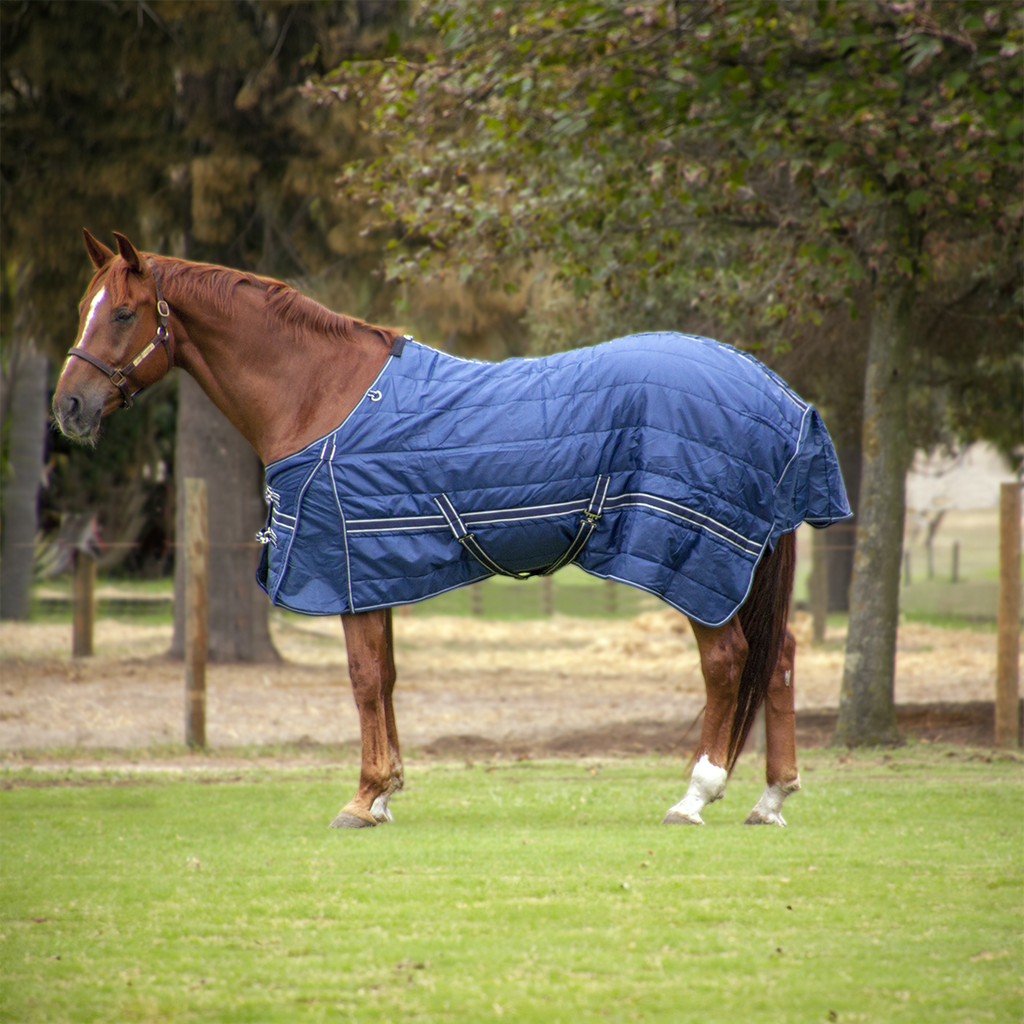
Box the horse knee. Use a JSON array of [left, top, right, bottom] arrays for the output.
[[349, 672, 383, 707]]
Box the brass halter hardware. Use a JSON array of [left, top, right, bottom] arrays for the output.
[[65, 262, 174, 408]]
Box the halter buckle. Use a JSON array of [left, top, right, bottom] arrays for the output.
[[157, 300, 170, 319]]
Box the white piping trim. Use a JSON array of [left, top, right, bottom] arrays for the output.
[[772, 403, 812, 505], [325, 449, 355, 614], [345, 488, 761, 554], [346, 506, 586, 534], [604, 497, 761, 555]]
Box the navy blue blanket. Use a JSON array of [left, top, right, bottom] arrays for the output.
[[257, 332, 850, 626]]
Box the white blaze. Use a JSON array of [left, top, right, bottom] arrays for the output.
[[76, 286, 106, 348], [60, 287, 106, 381]]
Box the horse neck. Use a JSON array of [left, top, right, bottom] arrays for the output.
[[164, 270, 391, 465]]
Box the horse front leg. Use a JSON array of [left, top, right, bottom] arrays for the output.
[[329, 609, 398, 829], [663, 616, 748, 825], [369, 608, 403, 824], [745, 629, 801, 826]]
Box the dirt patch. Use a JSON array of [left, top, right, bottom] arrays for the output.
[[0, 610, 1009, 762], [417, 703, 1011, 759]]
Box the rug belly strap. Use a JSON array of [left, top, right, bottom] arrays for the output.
[[434, 476, 610, 580]]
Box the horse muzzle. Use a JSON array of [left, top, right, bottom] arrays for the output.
[[53, 390, 104, 442]]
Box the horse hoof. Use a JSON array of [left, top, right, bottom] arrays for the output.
[[329, 812, 376, 829], [744, 809, 786, 827], [662, 809, 704, 825], [744, 780, 798, 827]]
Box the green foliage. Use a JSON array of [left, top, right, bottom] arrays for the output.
[[1, 752, 1021, 1023], [1, 1, 410, 568], [325, 0, 1022, 448], [1, 0, 181, 347], [1, 1, 403, 350], [334, 1, 1021, 291]]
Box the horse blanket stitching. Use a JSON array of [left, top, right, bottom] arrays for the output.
[[256, 332, 851, 626]]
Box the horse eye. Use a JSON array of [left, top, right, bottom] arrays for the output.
[[114, 308, 136, 323]]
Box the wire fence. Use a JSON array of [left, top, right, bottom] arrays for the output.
[[30, 569, 663, 623], [20, 506, 1016, 624]]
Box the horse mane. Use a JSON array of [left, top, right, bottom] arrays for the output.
[[100, 256, 398, 347]]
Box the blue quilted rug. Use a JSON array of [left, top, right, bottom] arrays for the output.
[[257, 332, 850, 626]]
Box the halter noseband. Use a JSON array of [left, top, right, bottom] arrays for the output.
[[66, 262, 174, 409]]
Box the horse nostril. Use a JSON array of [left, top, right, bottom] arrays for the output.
[[54, 393, 85, 430]]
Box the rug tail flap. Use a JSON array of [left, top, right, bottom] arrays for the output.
[[773, 407, 852, 542]]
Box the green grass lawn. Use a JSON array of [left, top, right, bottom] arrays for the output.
[[2, 750, 1021, 1024]]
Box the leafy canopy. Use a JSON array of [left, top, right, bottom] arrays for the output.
[[328, 0, 1021, 340]]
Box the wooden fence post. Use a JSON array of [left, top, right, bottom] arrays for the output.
[[604, 578, 617, 616], [539, 575, 554, 616], [72, 550, 96, 657], [811, 528, 828, 644], [184, 478, 208, 750], [995, 483, 1021, 749]]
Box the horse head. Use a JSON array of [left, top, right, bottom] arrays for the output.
[[53, 230, 174, 443]]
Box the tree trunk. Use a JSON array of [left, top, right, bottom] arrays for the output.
[[834, 279, 913, 746], [0, 344, 48, 620], [170, 372, 279, 662]]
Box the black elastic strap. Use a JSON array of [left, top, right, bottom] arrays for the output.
[[434, 493, 535, 580], [389, 335, 410, 358], [538, 476, 609, 576], [435, 476, 609, 580]]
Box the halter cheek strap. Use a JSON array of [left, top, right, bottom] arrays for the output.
[[65, 263, 174, 409]]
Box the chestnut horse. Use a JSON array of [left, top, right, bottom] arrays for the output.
[[55, 230, 810, 829]]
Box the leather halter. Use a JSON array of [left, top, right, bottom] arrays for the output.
[[66, 263, 174, 408]]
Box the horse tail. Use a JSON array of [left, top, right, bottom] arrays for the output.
[[726, 530, 796, 772]]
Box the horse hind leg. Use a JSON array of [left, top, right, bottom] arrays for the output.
[[745, 629, 801, 826], [663, 616, 748, 825], [331, 609, 398, 829]]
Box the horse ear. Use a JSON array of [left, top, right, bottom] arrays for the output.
[[112, 232, 144, 274], [83, 229, 115, 270]]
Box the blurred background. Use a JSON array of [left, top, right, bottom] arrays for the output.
[[1, 0, 1020, 670]]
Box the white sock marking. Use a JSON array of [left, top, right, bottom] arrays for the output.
[[370, 794, 393, 823], [665, 754, 728, 824], [746, 776, 801, 826]]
